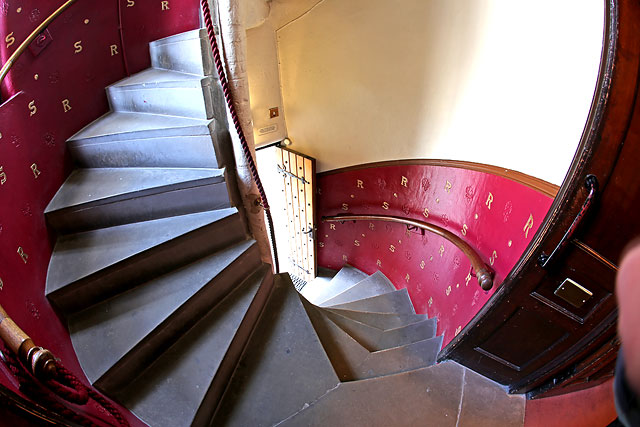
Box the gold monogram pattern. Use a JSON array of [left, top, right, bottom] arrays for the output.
[[315, 165, 553, 345]]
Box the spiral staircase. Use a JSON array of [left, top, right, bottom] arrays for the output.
[[43, 28, 525, 426]]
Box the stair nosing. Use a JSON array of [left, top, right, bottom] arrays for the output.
[[45, 167, 226, 214], [88, 241, 262, 391]]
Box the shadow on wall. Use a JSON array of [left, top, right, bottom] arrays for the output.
[[275, 0, 489, 172]]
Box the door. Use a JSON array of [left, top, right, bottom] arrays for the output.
[[275, 147, 317, 283], [440, 0, 640, 395]]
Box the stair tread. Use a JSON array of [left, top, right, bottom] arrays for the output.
[[281, 362, 466, 427], [322, 310, 437, 351], [46, 208, 237, 296], [213, 275, 340, 427], [325, 308, 428, 330], [298, 267, 336, 299], [69, 240, 256, 384], [303, 298, 441, 382], [457, 368, 526, 427], [319, 271, 396, 306], [110, 68, 204, 88], [45, 167, 224, 213], [114, 266, 270, 427], [303, 264, 367, 305], [328, 288, 416, 314], [69, 112, 211, 143]]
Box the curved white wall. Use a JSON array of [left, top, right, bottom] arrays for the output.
[[247, 0, 603, 185]]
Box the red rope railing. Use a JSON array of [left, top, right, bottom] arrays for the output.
[[200, 0, 279, 274], [0, 303, 130, 426]]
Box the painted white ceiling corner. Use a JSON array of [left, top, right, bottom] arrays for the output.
[[240, 0, 270, 29], [268, 0, 324, 29]]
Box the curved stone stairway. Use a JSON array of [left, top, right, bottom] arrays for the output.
[[43, 29, 525, 426]]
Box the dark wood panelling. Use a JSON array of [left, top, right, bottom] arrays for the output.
[[476, 308, 569, 372], [441, 0, 640, 395]]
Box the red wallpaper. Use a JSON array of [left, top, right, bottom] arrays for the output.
[[316, 163, 554, 346], [0, 1, 199, 423]]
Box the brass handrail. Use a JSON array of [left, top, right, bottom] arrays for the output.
[[322, 214, 494, 290], [0, 304, 56, 379], [0, 0, 79, 86]]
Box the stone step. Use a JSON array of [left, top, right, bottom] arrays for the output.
[[302, 264, 367, 305], [45, 167, 230, 233], [302, 298, 442, 382], [281, 362, 525, 427], [297, 266, 337, 296], [212, 275, 340, 427], [321, 309, 437, 352], [68, 112, 229, 169], [150, 29, 214, 76], [106, 68, 224, 119], [328, 288, 416, 315], [46, 209, 244, 314], [71, 134, 222, 168], [324, 308, 428, 330], [113, 265, 273, 427], [69, 240, 260, 394], [68, 112, 214, 144], [319, 271, 396, 306]]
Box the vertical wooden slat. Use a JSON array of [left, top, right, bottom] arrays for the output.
[[285, 150, 302, 276], [294, 154, 309, 279], [277, 148, 296, 273], [304, 157, 316, 280], [275, 147, 317, 282], [298, 154, 309, 281], [285, 150, 297, 272]]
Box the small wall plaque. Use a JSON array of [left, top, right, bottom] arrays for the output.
[[554, 278, 593, 309]]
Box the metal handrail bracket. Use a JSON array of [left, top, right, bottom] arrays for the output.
[[0, 0, 79, 86]]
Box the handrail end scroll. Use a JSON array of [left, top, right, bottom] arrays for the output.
[[476, 267, 494, 291]]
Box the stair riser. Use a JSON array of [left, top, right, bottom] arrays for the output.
[[305, 265, 368, 305], [191, 267, 275, 427], [320, 275, 395, 306], [326, 311, 437, 352], [69, 134, 220, 168], [326, 309, 428, 330], [95, 245, 263, 394], [150, 32, 214, 76], [107, 79, 224, 120], [347, 336, 444, 382], [47, 213, 246, 314], [329, 289, 416, 315], [46, 178, 232, 234]]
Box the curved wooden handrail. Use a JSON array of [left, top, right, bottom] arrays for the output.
[[322, 214, 494, 290], [0, 0, 79, 86], [0, 304, 56, 379]]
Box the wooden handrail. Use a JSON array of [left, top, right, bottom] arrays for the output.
[[322, 214, 494, 290], [0, 0, 79, 86], [0, 304, 56, 379]]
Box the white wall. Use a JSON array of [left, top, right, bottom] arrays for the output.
[[246, 23, 287, 146], [248, 0, 603, 185]]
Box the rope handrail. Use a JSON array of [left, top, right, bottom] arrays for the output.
[[200, 0, 279, 274], [322, 214, 494, 290], [0, 304, 130, 426], [0, 0, 79, 86]]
